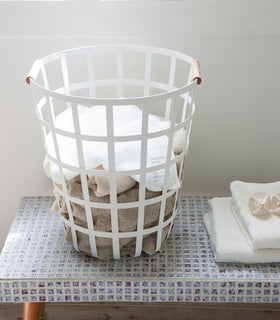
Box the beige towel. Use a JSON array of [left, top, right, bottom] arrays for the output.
[[55, 174, 176, 260], [87, 165, 136, 197], [46, 163, 136, 198], [68, 224, 171, 260]]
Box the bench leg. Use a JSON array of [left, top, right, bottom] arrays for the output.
[[23, 302, 45, 320]]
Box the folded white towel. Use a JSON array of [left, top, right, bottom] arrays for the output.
[[44, 105, 181, 191], [204, 197, 280, 263], [230, 180, 280, 249]]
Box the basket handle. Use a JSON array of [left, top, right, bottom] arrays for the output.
[[192, 60, 202, 85], [26, 59, 42, 84]]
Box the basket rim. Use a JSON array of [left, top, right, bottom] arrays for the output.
[[40, 44, 195, 65], [29, 44, 199, 105]]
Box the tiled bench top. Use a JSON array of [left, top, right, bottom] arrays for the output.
[[0, 195, 279, 303]]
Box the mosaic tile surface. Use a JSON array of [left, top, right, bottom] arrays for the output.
[[0, 195, 280, 303]]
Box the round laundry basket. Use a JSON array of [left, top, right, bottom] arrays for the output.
[[26, 44, 201, 260]]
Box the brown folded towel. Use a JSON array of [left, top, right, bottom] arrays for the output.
[[55, 174, 177, 260]]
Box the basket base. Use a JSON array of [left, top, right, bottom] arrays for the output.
[[64, 215, 173, 260], [53, 167, 180, 260]]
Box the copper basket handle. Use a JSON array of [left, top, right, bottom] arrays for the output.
[[192, 59, 202, 85], [26, 59, 42, 84]]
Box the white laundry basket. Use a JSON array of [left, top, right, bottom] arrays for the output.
[[26, 44, 201, 260]]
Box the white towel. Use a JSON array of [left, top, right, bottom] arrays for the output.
[[230, 180, 280, 249], [44, 105, 181, 192], [204, 197, 280, 263]]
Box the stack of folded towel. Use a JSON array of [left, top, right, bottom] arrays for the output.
[[204, 181, 280, 263]]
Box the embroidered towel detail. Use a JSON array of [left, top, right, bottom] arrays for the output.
[[271, 193, 280, 216], [248, 192, 271, 218]]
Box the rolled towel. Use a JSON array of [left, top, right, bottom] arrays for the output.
[[204, 197, 280, 263], [172, 128, 185, 154], [45, 162, 136, 198], [230, 181, 280, 249], [87, 165, 136, 197]]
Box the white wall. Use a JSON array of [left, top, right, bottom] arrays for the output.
[[1, 0, 280, 250]]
